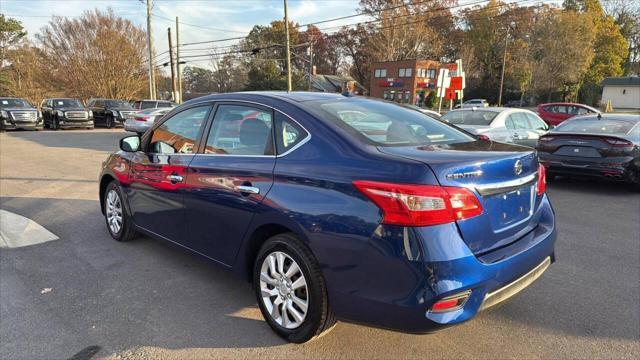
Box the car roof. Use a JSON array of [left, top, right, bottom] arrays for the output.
[[185, 91, 346, 105], [447, 107, 525, 113], [566, 113, 640, 123]]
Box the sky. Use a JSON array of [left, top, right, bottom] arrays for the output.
[[0, 0, 364, 70], [1, 0, 561, 71]]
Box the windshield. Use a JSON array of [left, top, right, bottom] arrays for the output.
[[0, 98, 31, 109], [53, 99, 83, 108], [554, 118, 636, 135], [304, 98, 474, 146], [106, 100, 133, 109], [157, 101, 174, 108], [442, 110, 498, 126]]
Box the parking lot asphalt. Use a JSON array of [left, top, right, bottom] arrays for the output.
[[1, 128, 638, 359]]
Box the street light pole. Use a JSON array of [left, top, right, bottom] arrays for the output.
[[168, 27, 177, 102], [498, 23, 514, 107], [146, 0, 156, 99], [284, 0, 292, 92], [176, 17, 182, 104]]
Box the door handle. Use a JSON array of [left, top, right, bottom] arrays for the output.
[[168, 174, 183, 183], [235, 185, 260, 194], [512, 133, 520, 139]]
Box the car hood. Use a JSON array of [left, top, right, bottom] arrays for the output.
[[2, 107, 37, 112], [55, 107, 88, 112]]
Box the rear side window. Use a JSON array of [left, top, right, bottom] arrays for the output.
[[140, 101, 156, 109], [275, 112, 308, 155], [157, 102, 173, 108], [204, 104, 273, 155], [306, 99, 474, 146], [149, 106, 210, 154], [506, 112, 529, 129]]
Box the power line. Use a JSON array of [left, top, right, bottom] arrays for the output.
[[153, 14, 247, 34]]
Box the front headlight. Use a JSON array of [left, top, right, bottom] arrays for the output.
[[0, 110, 7, 118], [111, 110, 120, 118], [88, 110, 93, 118], [56, 110, 64, 117]]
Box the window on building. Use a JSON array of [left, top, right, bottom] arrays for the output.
[[405, 68, 412, 77], [374, 69, 387, 78], [428, 69, 436, 78], [399, 68, 405, 77]]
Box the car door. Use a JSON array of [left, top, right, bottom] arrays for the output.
[[92, 100, 106, 124], [523, 112, 549, 147], [126, 104, 212, 243], [505, 112, 532, 146], [183, 102, 276, 265], [42, 100, 52, 124]]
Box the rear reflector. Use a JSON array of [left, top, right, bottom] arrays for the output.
[[352, 181, 482, 226], [430, 291, 471, 313], [537, 165, 546, 196]]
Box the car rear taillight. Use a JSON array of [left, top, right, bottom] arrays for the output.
[[429, 291, 471, 313], [604, 138, 633, 147], [537, 165, 546, 196], [477, 134, 490, 141], [352, 181, 482, 226], [135, 116, 150, 122]]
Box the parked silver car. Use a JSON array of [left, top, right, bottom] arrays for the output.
[[441, 107, 549, 147], [455, 99, 489, 109], [124, 107, 171, 134]]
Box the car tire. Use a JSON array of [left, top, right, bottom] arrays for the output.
[[254, 233, 336, 343], [106, 116, 114, 129], [103, 181, 137, 242]]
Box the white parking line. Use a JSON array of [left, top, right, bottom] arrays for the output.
[[0, 209, 59, 248]]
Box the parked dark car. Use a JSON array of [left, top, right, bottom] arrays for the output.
[[537, 102, 599, 126], [537, 113, 640, 186], [88, 99, 137, 128], [0, 97, 43, 131], [41, 98, 94, 130], [99, 92, 556, 343], [132, 100, 176, 110]]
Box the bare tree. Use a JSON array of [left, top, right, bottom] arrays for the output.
[[36, 9, 148, 100]]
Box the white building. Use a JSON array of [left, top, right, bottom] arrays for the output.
[[601, 76, 640, 110]]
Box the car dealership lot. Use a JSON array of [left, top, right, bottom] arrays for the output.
[[1, 129, 638, 359]]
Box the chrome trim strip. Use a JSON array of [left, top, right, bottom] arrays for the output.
[[474, 172, 537, 196], [479, 256, 551, 311]]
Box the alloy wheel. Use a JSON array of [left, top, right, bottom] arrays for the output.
[[105, 189, 123, 235], [259, 251, 309, 329]]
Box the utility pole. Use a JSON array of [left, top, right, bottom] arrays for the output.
[[175, 17, 182, 104], [168, 27, 177, 102], [308, 40, 313, 91], [498, 23, 514, 107], [146, 0, 156, 100], [284, 0, 292, 92]]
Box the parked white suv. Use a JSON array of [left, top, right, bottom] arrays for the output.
[[455, 99, 489, 109]]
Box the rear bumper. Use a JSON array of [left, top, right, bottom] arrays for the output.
[[539, 153, 637, 182], [124, 119, 151, 133], [327, 194, 556, 333]]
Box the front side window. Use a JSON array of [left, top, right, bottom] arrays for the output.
[[305, 98, 474, 146], [525, 113, 548, 130], [442, 110, 498, 126], [149, 106, 210, 154], [275, 112, 308, 155], [204, 104, 273, 155]]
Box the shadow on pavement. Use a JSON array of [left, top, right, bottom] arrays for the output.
[[3, 130, 125, 152]]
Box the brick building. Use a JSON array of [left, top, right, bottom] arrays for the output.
[[369, 59, 441, 105]]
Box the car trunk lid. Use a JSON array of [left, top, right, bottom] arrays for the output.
[[378, 140, 540, 255]]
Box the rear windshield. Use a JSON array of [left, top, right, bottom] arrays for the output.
[[554, 118, 636, 135], [442, 110, 498, 125], [106, 100, 133, 109], [0, 98, 30, 108], [157, 101, 174, 108], [304, 98, 474, 146]]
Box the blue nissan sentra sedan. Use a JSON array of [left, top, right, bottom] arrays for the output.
[[99, 92, 556, 343]]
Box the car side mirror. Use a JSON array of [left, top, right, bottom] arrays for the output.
[[120, 136, 140, 152]]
